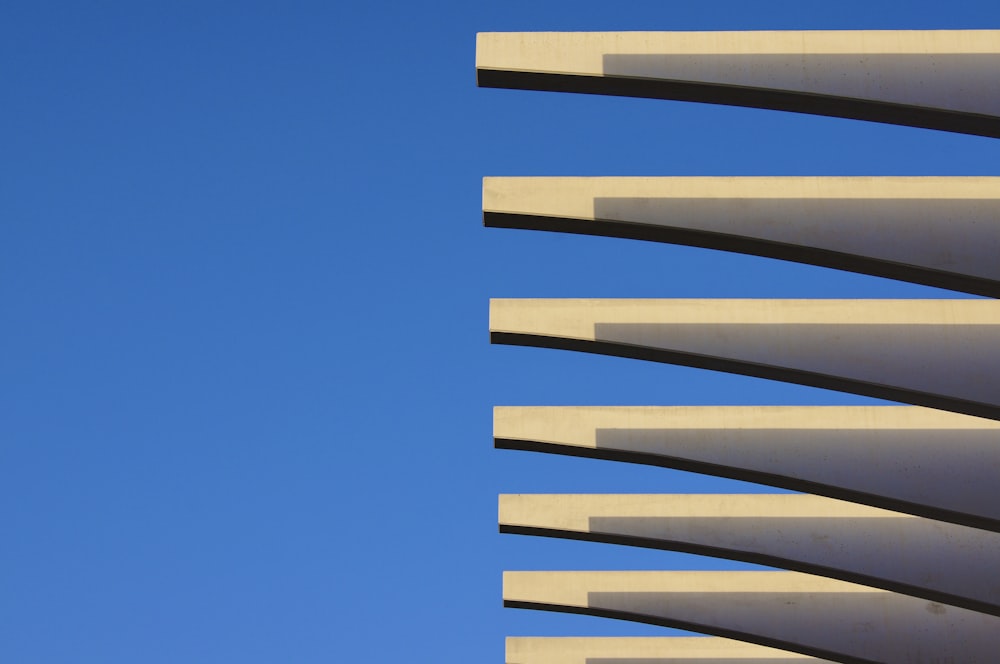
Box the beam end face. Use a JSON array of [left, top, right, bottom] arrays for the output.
[[506, 636, 834, 663]]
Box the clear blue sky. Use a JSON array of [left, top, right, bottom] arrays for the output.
[[2, 2, 999, 662]]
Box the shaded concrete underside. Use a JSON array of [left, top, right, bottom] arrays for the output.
[[500, 494, 1000, 615], [494, 406, 1000, 531], [476, 31, 1000, 137], [504, 571, 1000, 664], [490, 299, 1000, 420], [482, 177, 1000, 297]]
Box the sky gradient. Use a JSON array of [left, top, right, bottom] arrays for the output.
[[3, 2, 999, 662]]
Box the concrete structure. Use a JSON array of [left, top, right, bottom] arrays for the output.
[[490, 299, 1000, 420], [490, 300, 1000, 419], [500, 494, 1000, 615], [504, 571, 1000, 664], [481, 28, 1000, 664], [507, 637, 833, 663], [476, 30, 1000, 137], [494, 406, 1000, 531], [483, 177, 1000, 296]]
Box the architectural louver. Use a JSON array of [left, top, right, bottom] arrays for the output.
[[479, 29, 1000, 663]]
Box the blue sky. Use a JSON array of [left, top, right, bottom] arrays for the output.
[[2, 2, 999, 662]]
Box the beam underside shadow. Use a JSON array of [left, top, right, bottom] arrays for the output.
[[493, 437, 1000, 533], [499, 524, 1000, 617], [484, 212, 1000, 298], [477, 69, 1000, 138], [503, 600, 879, 664], [490, 333, 1000, 421]]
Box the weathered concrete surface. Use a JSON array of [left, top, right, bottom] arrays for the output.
[[500, 493, 1000, 615], [503, 571, 1000, 664], [494, 406, 1000, 531], [507, 636, 832, 663], [476, 31, 1000, 136], [483, 177, 1000, 297], [490, 299, 1000, 420]]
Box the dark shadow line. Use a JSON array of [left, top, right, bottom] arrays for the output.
[[476, 69, 1000, 139], [503, 600, 878, 664], [499, 525, 1000, 617], [493, 438, 1000, 534], [489, 332, 1000, 421], [483, 212, 1000, 298]]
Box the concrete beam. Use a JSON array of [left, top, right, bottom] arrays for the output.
[[489, 299, 1000, 420], [503, 571, 1000, 664], [494, 406, 1000, 531], [507, 636, 832, 663], [500, 494, 1000, 616], [476, 31, 1000, 137], [483, 177, 1000, 297]]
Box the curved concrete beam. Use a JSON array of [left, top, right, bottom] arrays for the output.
[[500, 494, 1000, 616], [494, 406, 1000, 531], [489, 299, 1000, 420], [503, 571, 1000, 664], [476, 31, 1000, 137], [483, 177, 1000, 297], [507, 636, 832, 663]]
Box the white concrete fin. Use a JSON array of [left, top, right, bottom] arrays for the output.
[[490, 299, 1000, 420], [483, 177, 1000, 296], [499, 493, 1000, 615], [503, 570, 1000, 663], [493, 406, 1000, 531], [476, 31, 1000, 136]]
